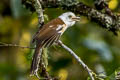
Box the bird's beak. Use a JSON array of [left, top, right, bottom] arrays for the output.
[[72, 17, 80, 21]]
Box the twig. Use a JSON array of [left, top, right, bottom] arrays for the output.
[[0, 42, 35, 49], [58, 40, 95, 80], [58, 40, 105, 80]]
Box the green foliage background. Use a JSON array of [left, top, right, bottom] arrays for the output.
[[0, 0, 120, 80]]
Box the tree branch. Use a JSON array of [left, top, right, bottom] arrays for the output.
[[22, 0, 120, 35], [34, 0, 44, 28], [58, 40, 106, 80], [42, 0, 120, 35], [32, 0, 53, 80], [57, 40, 95, 80], [0, 42, 35, 49]]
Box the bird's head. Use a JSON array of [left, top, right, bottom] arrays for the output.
[[59, 12, 80, 27]]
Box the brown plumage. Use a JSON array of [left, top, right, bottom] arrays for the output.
[[30, 18, 66, 75]]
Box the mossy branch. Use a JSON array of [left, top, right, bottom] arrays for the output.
[[22, 0, 120, 35]]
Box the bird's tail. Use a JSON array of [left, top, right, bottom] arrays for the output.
[[30, 45, 42, 75]]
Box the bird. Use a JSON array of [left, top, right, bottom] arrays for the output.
[[30, 12, 80, 75]]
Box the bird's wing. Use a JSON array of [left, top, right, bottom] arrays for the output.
[[32, 18, 66, 47]]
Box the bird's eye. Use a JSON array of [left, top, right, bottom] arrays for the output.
[[68, 15, 72, 18]]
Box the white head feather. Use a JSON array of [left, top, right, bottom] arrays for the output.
[[59, 12, 79, 27]]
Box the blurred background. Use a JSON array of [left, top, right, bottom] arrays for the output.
[[0, 0, 120, 80]]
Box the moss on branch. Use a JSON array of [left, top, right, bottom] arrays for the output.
[[22, 0, 120, 35]]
